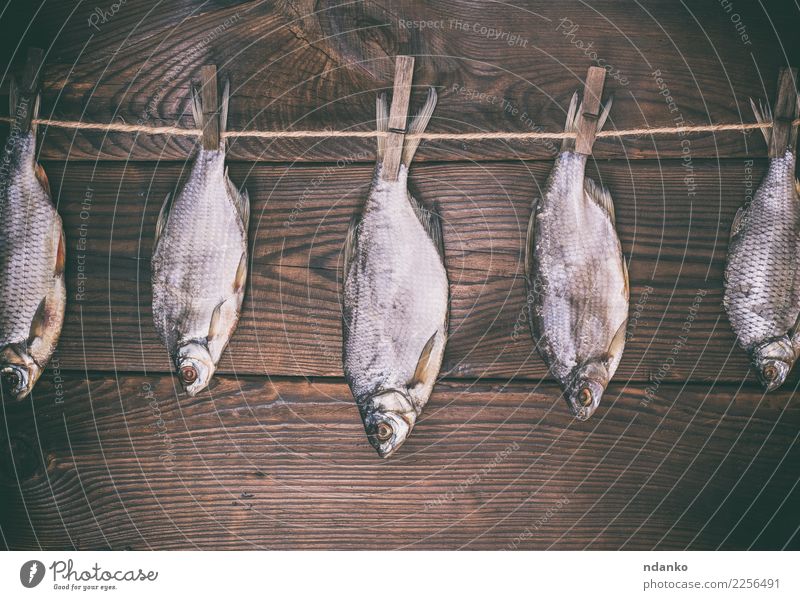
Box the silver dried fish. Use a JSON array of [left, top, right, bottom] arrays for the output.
[[525, 91, 628, 420], [342, 89, 448, 457], [152, 80, 249, 396], [723, 97, 800, 391], [0, 86, 66, 401]]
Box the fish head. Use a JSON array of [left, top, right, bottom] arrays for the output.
[[360, 389, 417, 458], [565, 362, 609, 421], [175, 341, 215, 396], [752, 338, 795, 392], [0, 345, 40, 401]]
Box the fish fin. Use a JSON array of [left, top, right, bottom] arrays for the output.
[[750, 97, 772, 147], [407, 192, 445, 259], [621, 256, 630, 301], [154, 193, 172, 245], [28, 297, 47, 344], [219, 78, 230, 141], [233, 251, 248, 294], [9, 80, 39, 135], [729, 205, 747, 241], [584, 177, 616, 224], [562, 91, 612, 152], [208, 300, 223, 342], [376, 93, 389, 161], [408, 331, 438, 388], [524, 197, 539, 283], [9, 78, 17, 121], [401, 87, 437, 168], [191, 84, 203, 133], [29, 93, 40, 137], [225, 167, 250, 227], [596, 93, 614, 133], [343, 214, 360, 283], [34, 161, 50, 196], [206, 296, 240, 362], [54, 225, 65, 277], [605, 318, 628, 370], [561, 91, 580, 151]]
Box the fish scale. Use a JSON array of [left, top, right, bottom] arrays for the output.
[[532, 153, 628, 384], [342, 88, 447, 458], [344, 167, 448, 402], [0, 134, 60, 345], [0, 106, 66, 402], [526, 90, 628, 420], [723, 90, 800, 392], [724, 150, 800, 386], [151, 79, 249, 396], [152, 152, 245, 341]]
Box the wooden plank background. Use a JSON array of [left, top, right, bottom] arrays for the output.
[[1, 0, 799, 550]]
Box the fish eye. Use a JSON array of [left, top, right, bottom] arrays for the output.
[[763, 365, 778, 381], [578, 387, 593, 407], [376, 422, 393, 442], [180, 365, 198, 384], [1, 370, 20, 390]]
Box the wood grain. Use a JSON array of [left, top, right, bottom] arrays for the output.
[[0, 0, 798, 554], [1, 373, 797, 550], [41, 158, 767, 383], [1, 1, 797, 161]]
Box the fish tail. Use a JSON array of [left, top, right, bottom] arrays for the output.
[[220, 78, 230, 142], [9, 80, 40, 137], [401, 87, 437, 168], [561, 92, 580, 151], [191, 78, 230, 150], [750, 97, 772, 147], [561, 90, 613, 152], [376, 93, 389, 161]]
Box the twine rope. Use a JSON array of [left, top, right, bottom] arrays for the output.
[[1, 115, 798, 140]]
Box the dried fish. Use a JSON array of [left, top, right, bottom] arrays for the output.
[[525, 91, 628, 420], [0, 83, 66, 402], [723, 96, 800, 391], [342, 89, 448, 457], [152, 79, 249, 396]]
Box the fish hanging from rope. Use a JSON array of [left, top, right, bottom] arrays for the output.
[[341, 57, 448, 458], [525, 67, 629, 420], [152, 68, 249, 396], [0, 49, 66, 401], [724, 69, 800, 392]]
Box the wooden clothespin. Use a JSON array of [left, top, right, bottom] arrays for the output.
[[768, 67, 798, 158], [21, 47, 44, 97], [382, 55, 415, 181], [199, 64, 220, 150], [575, 66, 607, 155]]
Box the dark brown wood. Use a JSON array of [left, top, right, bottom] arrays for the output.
[[199, 64, 220, 150], [382, 55, 414, 180], [768, 67, 798, 158], [1, 373, 797, 550], [20, 47, 44, 97], [0, 0, 797, 553], [575, 66, 606, 154], [1, 1, 796, 161], [39, 159, 768, 384]]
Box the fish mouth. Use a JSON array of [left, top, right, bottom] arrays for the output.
[[751, 339, 795, 393], [1, 365, 31, 401], [756, 358, 791, 392], [566, 379, 604, 421], [175, 342, 215, 397], [361, 389, 417, 458]]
